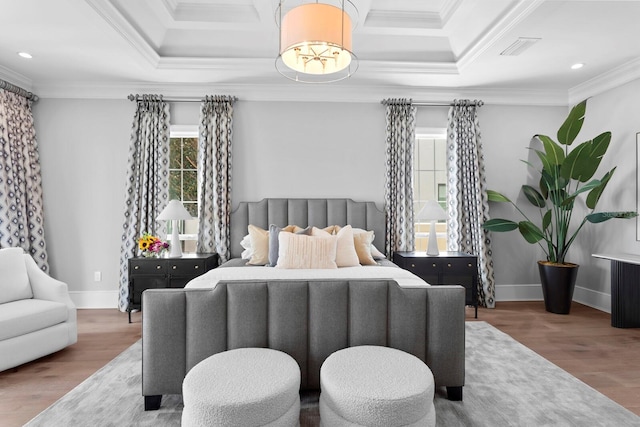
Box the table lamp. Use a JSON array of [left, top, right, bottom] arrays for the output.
[[417, 200, 447, 256], [156, 200, 193, 257]]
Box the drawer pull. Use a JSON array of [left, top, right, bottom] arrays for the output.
[[447, 263, 452, 268], [411, 263, 416, 268], [432, 263, 437, 267], [194, 265, 199, 269], [173, 265, 177, 270], [468, 263, 472, 267], [134, 265, 139, 270], [156, 265, 161, 270]]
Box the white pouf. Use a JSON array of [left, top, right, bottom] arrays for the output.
[[182, 348, 301, 427], [319, 346, 436, 427]]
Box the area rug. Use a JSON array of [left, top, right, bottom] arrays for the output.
[[25, 322, 639, 426]]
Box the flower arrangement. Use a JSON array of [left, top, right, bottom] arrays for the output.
[[138, 232, 169, 257]]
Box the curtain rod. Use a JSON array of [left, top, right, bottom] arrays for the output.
[[381, 100, 484, 107], [0, 79, 38, 102], [127, 94, 237, 104]]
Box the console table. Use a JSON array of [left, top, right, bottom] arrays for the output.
[[592, 253, 640, 328], [393, 251, 478, 318], [127, 253, 218, 322]]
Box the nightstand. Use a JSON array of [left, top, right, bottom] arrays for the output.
[[393, 251, 478, 318], [127, 253, 218, 322]]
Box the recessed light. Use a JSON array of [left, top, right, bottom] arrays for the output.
[[18, 52, 33, 59], [571, 63, 584, 70]]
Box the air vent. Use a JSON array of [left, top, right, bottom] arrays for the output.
[[500, 37, 541, 56]]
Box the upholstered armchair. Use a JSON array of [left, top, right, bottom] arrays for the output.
[[0, 248, 77, 372]]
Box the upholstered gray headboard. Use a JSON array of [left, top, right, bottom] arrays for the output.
[[230, 198, 386, 259]]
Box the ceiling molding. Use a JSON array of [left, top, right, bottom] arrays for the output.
[[31, 79, 568, 106], [364, 10, 442, 30], [456, 0, 545, 68], [85, 0, 160, 67], [0, 66, 34, 92], [568, 57, 640, 105]]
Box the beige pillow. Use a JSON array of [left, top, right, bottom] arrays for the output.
[[353, 231, 377, 265], [276, 233, 338, 269], [247, 224, 269, 265], [312, 225, 359, 267]]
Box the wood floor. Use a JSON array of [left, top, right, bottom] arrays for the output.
[[1, 302, 639, 426]]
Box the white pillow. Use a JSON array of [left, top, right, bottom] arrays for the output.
[[312, 225, 359, 267], [353, 230, 378, 265], [275, 233, 338, 269], [247, 225, 269, 265], [0, 247, 32, 304], [240, 234, 252, 260]]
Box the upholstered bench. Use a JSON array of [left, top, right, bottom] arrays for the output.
[[319, 345, 436, 426], [181, 348, 301, 427]]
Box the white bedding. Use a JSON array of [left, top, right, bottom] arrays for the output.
[[186, 265, 430, 289]]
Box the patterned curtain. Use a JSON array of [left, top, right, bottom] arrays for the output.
[[447, 100, 496, 308], [383, 98, 417, 257], [118, 95, 170, 311], [197, 95, 235, 263], [0, 89, 48, 270]]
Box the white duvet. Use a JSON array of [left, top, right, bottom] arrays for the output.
[[185, 265, 430, 289]]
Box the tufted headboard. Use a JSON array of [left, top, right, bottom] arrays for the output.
[[229, 198, 386, 259]]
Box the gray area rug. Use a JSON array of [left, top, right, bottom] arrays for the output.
[[25, 322, 639, 427]]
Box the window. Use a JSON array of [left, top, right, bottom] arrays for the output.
[[414, 130, 447, 252], [169, 126, 199, 253]]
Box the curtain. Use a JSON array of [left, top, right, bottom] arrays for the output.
[[197, 95, 234, 263], [383, 99, 417, 257], [118, 95, 170, 311], [447, 100, 495, 308], [0, 89, 48, 270]]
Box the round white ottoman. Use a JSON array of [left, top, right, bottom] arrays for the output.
[[319, 346, 436, 427], [182, 348, 301, 427]]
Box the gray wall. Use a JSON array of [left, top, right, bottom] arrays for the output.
[[32, 90, 638, 309]]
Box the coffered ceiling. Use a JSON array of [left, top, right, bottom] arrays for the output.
[[1, 0, 639, 104]]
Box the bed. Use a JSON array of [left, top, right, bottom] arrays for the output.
[[141, 198, 466, 410]]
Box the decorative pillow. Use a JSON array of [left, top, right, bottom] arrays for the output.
[[268, 225, 311, 267], [371, 244, 386, 260], [240, 234, 252, 260], [275, 233, 338, 269], [0, 247, 32, 304], [312, 225, 359, 267], [353, 231, 378, 265], [247, 225, 269, 265]]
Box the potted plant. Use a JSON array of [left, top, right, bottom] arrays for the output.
[[482, 99, 637, 314]]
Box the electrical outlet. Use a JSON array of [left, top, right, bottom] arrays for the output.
[[94, 271, 102, 282]]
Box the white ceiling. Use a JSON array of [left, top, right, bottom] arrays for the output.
[[1, 0, 640, 105]]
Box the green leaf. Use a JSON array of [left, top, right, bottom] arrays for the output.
[[560, 140, 591, 181], [522, 185, 546, 208], [534, 149, 553, 176], [586, 211, 638, 223], [586, 168, 615, 209], [482, 218, 519, 232], [557, 100, 586, 146], [486, 190, 511, 203], [542, 209, 552, 231], [560, 133, 611, 183], [518, 221, 546, 244], [536, 134, 565, 165]]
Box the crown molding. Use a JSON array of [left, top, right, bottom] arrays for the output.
[[568, 57, 640, 105], [0, 66, 34, 92], [32, 79, 568, 106]]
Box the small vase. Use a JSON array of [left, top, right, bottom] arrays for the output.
[[142, 251, 158, 258]]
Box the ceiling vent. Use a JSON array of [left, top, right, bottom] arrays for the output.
[[500, 37, 541, 56]]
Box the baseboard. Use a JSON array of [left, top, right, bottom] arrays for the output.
[[69, 290, 119, 309], [495, 283, 610, 313]]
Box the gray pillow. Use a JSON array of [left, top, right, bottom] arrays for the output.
[[268, 224, 311, 267]]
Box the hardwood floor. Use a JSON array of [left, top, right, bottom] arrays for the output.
[[1, 302, 639, 426]]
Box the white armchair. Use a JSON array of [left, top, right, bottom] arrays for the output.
[[0, 248, 77, 372]]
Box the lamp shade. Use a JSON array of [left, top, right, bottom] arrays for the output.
[[417, 200, 447, 221], [157, 200, 192, 221], [157, 200, 192, 258], [275, 1, 359, 83]]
